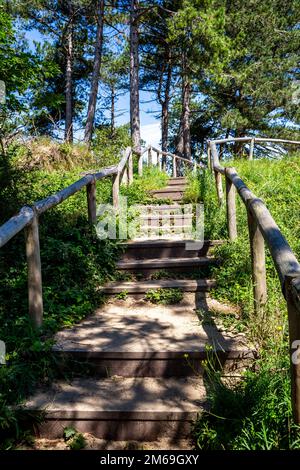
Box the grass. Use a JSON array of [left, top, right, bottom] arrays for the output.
[[193, 154, 300, 449], [0, 143, 168, 449]]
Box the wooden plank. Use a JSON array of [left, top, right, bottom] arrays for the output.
[[25, 215, 43, 327]]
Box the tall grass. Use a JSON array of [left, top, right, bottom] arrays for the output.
[[194, 154, 300, 449]]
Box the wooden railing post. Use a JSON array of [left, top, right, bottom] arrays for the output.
[[112, 172, 120, 209], [148, 146, 152, 166], [158, 152, 162, 170], [214, 170, 223, 205], [121, 166, 128, 186], [86, 179, 97, 224], [162, 152, 166, 171], [128, 150, 133, 184], [225, 169, 237, 241], [247, 207, 267, 313], [285, 276, 300, 424], [138, 153, 143, 176], [25, 213, 43, 328], [249, 138, 255, 160], [173, 156, 177, 177]]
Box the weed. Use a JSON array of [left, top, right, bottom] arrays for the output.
[[145, 288, 183, 305], [116, 290, 128, 300], [63, 426, 86, 450]]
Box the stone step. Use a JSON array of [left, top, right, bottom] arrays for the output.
[[52, 294, 253, 377], [120, 239, 223, 260], [100, 278, 216, 294], [24, 377, 206, 441]]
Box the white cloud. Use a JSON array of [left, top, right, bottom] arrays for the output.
[[141, 121, 161, 148]]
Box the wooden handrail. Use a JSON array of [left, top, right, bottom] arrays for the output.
[[209, 137, 300, 424], [210, 136, 300, 146], [137, 145, 200, 176]]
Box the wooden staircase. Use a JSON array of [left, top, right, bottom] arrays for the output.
[[24, 176, 253, 445]]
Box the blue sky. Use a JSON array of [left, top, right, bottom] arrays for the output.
[[26, 29, 162, 147]]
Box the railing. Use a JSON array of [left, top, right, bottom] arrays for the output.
[[208, 136, 300, 424], [138, 145, 200, 176]]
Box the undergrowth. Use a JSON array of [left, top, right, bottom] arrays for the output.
[[0, 141, 167, 449], [194, 154, 300, 449]]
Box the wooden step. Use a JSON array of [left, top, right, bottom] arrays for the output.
[[139, 214, 193, 221], [24, 377, 206, 441], [168, 178, 187, 186], [138, 204, 182, 210], [150, 188, 184, 201], [138, 224, 192, 233], [117, 256, 216, 270], [100, 278, 216, 294], [51, 294, 254, 377], [121, 239, 223, 260]]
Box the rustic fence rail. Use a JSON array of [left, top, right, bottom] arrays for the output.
[[209, 136, 300, 424], [138, 145, 200, 176]]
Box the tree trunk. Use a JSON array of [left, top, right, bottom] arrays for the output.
[[181, 76, 191, 159], [161, 60, 171, 153], [176, 51, 191, 159], [130, 0, 141, 153], [65, 1, 74, 143], [84, 0, 105, 144], [111, 83, 115, 137]]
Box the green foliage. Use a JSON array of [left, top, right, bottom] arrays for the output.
[[195, 350, 300, 450], [116, 290, 128, 300], [0, 144, 124, 447], [92, 124, 132, 167], [63, 426, 77, 441], [145, 288, 183, 305], [195, 154, 300, 449], [63, 426, 86, 450], [121, 166, 169, 205], [182, 169, 201, 203]]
